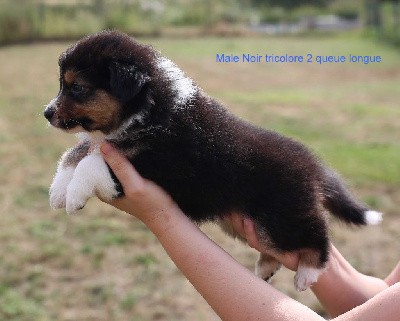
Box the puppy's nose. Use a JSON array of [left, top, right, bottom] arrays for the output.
[[44, 107, 55, 121]]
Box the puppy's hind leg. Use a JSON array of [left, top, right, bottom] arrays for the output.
[[294, 248, 327, 292], [255, 253, 282, 283]]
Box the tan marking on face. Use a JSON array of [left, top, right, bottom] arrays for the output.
[[84, 90, 121, 132], [64, 70, 77, 85], [51, 75, 123, 133], [57, 89, 121, 133]]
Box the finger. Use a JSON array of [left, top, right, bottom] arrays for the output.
[[229, 213, 246, 239], [108, 196, 125, 208], [242, 219, 300, 270], [243, 218, 264, 252], [100, 142, 144, 191]]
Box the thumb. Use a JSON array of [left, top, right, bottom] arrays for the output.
[[100, 142, 144, 191]]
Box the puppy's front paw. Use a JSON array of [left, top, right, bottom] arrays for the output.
[[65, 200, 85, 214], [49, 167, 75, 209], [50, 188, 67, 209], [64, 152, 119, 214], [294, 267, 322, 291], [65, 183, 90, 215]]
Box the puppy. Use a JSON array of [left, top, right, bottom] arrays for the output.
[[44, 30, 382, 291]]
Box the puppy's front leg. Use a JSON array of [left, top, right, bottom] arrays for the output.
[[50, 141, 90, 209], [66, 151, 119, 214]]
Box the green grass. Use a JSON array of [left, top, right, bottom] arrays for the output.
[[0, 35, 399, 320]]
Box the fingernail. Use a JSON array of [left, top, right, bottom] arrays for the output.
[[100, 142, 113, 155]]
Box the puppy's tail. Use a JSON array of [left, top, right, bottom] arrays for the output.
[[322, 169, 382, 226]]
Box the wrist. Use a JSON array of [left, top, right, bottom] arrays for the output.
[[312, 245, 355, 292], [311, 244, 388, 317], [140, 205, 191, 240]]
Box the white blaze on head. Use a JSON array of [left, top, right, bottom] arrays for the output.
[[157, 57, 197, 107]]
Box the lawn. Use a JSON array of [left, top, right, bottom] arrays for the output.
[[0, 35, 399, 320]]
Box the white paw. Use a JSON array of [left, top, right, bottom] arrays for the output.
[[66, 182, 90, 214], [294, 267, 323, 291], [50, 188, 67, 209], [49, 167, 75, 209], [65, 152, 118, 214]]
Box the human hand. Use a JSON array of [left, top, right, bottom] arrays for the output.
[[100, 142, 179, 224], [222, 213, 300, 271]]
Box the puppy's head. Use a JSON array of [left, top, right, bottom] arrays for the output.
[[44, 30, 154, 134]]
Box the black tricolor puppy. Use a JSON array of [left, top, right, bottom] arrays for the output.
[[44, 30, 382, 291]]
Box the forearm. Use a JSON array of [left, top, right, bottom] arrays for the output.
[[385, 261, 400, 286], [142, 208, 324, 321], [334, 283, 400, 321], [312, 245, 388, 317], [136, 210, 400, 321]]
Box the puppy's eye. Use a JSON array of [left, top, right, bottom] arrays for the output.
[[71, 83, 85, 95]]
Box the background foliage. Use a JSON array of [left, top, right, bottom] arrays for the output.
[[0, 0, 399, 46]]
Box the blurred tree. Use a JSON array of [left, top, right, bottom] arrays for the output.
[[391, 0, 400, 29], [365, 0, 400, 29], [365, 0, 382, 28], [94, 0, 105, 15], [250, 0, 331, 9]]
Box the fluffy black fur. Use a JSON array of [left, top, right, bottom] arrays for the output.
[[53, 30, 376, 276]]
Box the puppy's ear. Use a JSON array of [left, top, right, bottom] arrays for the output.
[[109, 61, 150, 102]]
